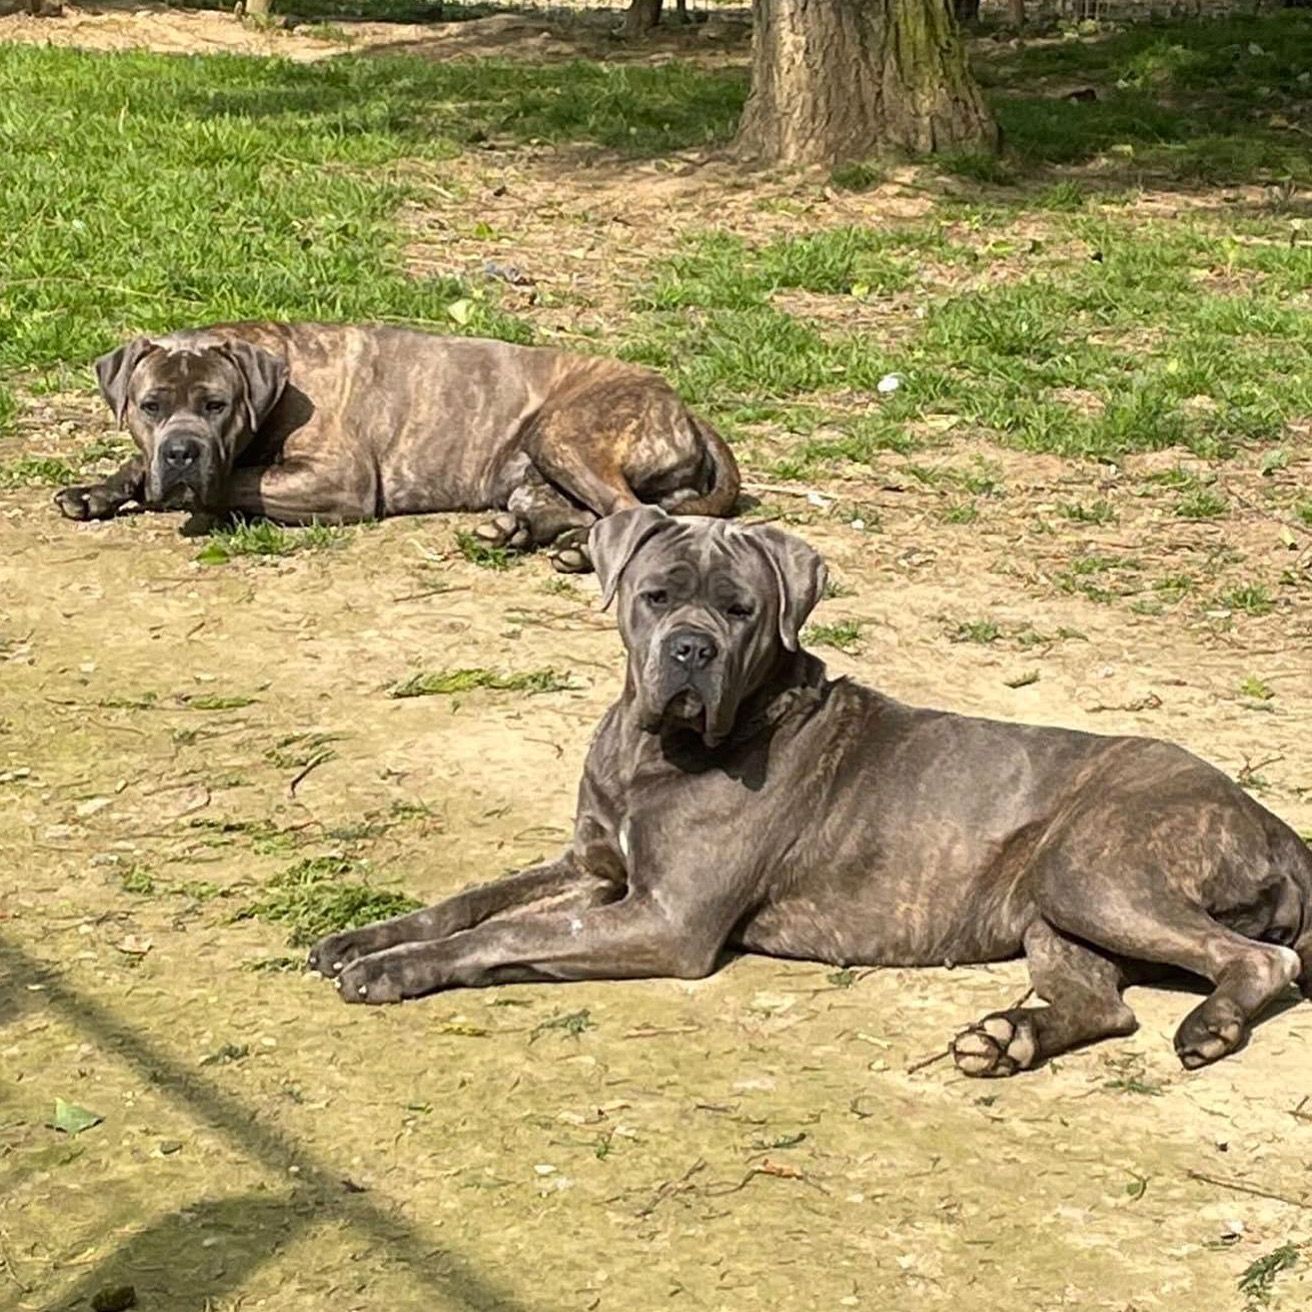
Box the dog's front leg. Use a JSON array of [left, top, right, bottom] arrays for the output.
[[54, 454, 146, 521], [309, 856, 616, 979], [224, 459, 376, 525], [333, 896, 728, 1004]]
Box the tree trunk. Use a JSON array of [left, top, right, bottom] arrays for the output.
[[953, 0, 980, 23], [242, 0, 273, 16], [734, 0, 998, 167], [624, 0, 663, 33], [1007, 0, 1025, 24]]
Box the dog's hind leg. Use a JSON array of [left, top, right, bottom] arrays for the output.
[[1033, 853, 1302, 1070], [952, 920, 1138, 1078]]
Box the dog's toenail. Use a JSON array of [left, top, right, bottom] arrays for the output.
[[358, 985, 367, 997]]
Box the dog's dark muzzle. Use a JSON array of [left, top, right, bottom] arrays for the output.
[[150, 430, 218, 506], [639, 625, 736, 746]]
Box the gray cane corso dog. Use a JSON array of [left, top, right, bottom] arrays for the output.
[[308, 509, 1312, 1076], [53, 323, 738, 571]]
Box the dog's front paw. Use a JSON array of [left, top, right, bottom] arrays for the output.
[[951, 1011, 1038, 1078], [54, 484, 121, 521], [1174, 997, 1246, 1070], [334, 954, 406, 1006], [307, 929, 376, 980]]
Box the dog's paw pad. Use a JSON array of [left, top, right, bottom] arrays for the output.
[[1175, 1006, 1245, 1069], [473, 513, 527, 549], [951, 1012, 1037, 1078], [549, 545, 591, 574]]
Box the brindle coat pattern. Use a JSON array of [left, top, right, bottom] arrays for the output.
[[308, 509, 1312, 1076], [54, 323, 739, 569]]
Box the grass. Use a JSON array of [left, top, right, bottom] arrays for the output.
[[986, 15, 1312, 182], [1238, 675, 1274, 702], [951, 620, 1001, 644], [802, 620, 864, 652], [1174, 487, 1229, 520], [196, 519, 350, 563], [234, 855, 421, 948], [1220, 584, 1275, 617], [0, 455, 78, 488], [0, 43, 744, 377], [455, 531, 515, 570], [1238, 1243, 1300, 1307], [387, 667, 573, 699], [1059, 499, 1116, 525]]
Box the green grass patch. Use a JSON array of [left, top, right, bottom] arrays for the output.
[[0, 44, 744, 376], [387, 667, 572, 699], [455, 530, 515, 570], [990, 14, 1312, 185], [1237, 1243, 1300, 1306], [1174, 487, 1229, 520], [639, 227, 919, 313], [1238, 675, 1274, 702], [1059, 499, 1116, 525], [196, 519, 349, 564], [234, 855, 420, 948], [1219, 583, 1274, 616], [951, 620, 1001, 644], [0, 454, 78, 488], [802, 620, 864, 652]]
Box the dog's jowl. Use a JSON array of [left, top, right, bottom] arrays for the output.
[[309, 508, 1312, 1077], [54, 322, 739, 572]]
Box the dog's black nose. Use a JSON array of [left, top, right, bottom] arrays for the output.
[[665, 627, 718, 669], [160, 436, 202, 470]]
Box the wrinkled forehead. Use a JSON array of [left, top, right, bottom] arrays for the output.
[[635, 522, 775, 598], [134, 345, 238, 393]]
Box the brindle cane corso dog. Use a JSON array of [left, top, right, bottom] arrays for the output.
[[54, 323, 739, 571], [309, 509, 1312, 1076]]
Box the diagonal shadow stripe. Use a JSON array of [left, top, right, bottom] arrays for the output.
[[0, 933, 534, 1312]]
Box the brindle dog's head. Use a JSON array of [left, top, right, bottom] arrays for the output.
[[95, 335, 288, 509], [590, 507, 826, 748]]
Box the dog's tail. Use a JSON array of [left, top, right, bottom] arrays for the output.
[[666, 415, 741, 519]]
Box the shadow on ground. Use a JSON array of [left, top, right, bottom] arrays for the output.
[[0, 933, 534, 1312]]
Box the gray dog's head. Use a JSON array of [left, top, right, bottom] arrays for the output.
[[95, 335, 288, 509], [590, 507, 827, 748]]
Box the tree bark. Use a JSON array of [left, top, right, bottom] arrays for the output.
[[242, 0, 273, 16], [734, 0, 998, 167], [624, 0, 664, 33], [953, 0, 980, 23], [1007, 0, 1025, 24]]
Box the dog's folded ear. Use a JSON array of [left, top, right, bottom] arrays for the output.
[[94, 337, 156, 427], [590, 505, 672, 610], [748, 524, 828, 652], [219, 340, 289, 433]]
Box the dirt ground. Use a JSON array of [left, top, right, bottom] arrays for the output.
[[3, 9, 1312, 1312], [0, 2, 750, 63]]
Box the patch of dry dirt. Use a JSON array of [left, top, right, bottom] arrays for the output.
[[0, 1, 750, 62], [2, 411, 1311, 1311]]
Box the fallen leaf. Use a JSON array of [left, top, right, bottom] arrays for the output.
[[50, 1098, 103, 1137]]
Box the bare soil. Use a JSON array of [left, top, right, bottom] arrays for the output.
[[2, 11, 1312, 1312]]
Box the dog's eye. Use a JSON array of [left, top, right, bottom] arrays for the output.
[[726, 603, 755, 620], [643, 590, 668, 607], [139, 399, 161, 417], [203, 399, 227, 415]]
